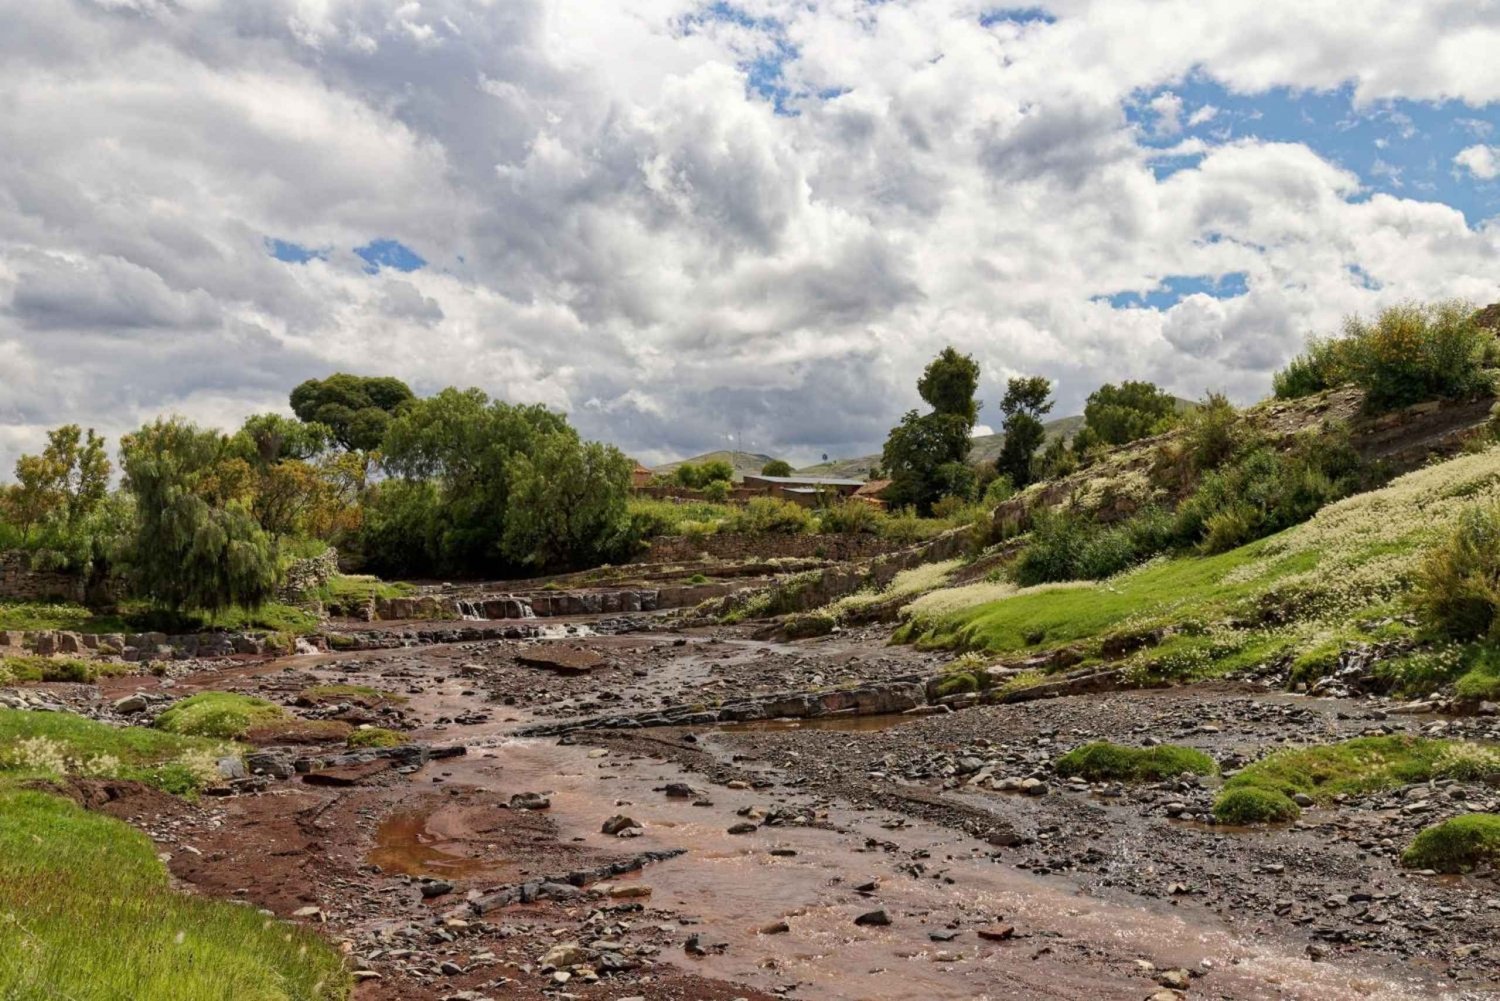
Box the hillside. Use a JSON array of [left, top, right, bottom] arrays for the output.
[[651, 450, 777, 481]]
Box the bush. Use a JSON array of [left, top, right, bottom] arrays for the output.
[[1274, 300, 1494, 412], [984, 475, 1015, 506], [761, 459, 793, 477], [1402, 814, 1500, 872], [1273, 336, 1353, 399], [347, 726, 409, 749], [1182, 392, 1242, 472], [1413, 504, 1500, 641], [724, 497, 815, 535], [155, 692, 287, 739], [1013, 507, 1175, 585], [1055, 741, 1218, 782], [818, 501, 882, 535], [1213, 787, 1300, 825], [701, 479, 731, 503]]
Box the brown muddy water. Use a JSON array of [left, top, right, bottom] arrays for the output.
[[379, 736, 1455, 1001]]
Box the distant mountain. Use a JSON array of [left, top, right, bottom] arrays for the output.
[[652, 450, 778, 482], [796, 414, 1087, 479]]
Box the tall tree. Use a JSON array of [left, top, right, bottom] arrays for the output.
[[880, 348, 982, 513], [502, 435, 633, 570], [290, 374, 414, 452], [917, 347, 982, 426], [761, 459, 794, 477], [995, 376, 1053, 488], [119, 418, 277, 613], [4, 425, 110, 539]]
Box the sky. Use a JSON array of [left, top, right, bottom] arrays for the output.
[[1, 0, 1498, 472]]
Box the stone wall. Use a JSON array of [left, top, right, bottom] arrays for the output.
[[278, 548, 340, 600], [0, 551, 85, 604], [638, 532, 904, 564]]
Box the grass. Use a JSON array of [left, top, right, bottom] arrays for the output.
[[0, 789, 349, 1000], [346, 726, 409, 749], [311, 574, 415, 605], [0, 599, 319, 636], [1210, 735, 1499, 824], [899, 447, 1500, 692], [155, 692, 288, 739], [1402, 814, 1500, 872], [0, 708, 232, 795], [0, 654, 132, 685], [1055, 741, 1218, 782]]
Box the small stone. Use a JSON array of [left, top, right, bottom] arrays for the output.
[[759, 920, 791, 935], [727, 822, 758, 835], [854, 909, 891, 927], [976, 924, 1015, 941], [602, 815, 640, 836], [510, 792, 550, 810]]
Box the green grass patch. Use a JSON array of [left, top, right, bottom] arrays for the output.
[[0, 789, 349, 1000], [1055, 741, 1218, 782], [1214, 786, 1301, 825], [0, 654, 131, 685], [311, 574, 415, 605], [0, 708, 232, 795], [1402, 814, 1500, 872], [0, 601, 132, 633], [298, 683, 405, 704], [1212, 735, 1473, 824], [155, 692, 288, 739], [0, 599, 319, 636], [346, 727, 409, 749]]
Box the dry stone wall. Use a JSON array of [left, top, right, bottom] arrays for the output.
[[0, 552, 85, 604]]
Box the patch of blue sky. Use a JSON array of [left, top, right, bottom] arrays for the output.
[[677, 2, 803, 114], [353, 239, 426, 274], [1128, 76, 1500, 223], [979, 7, 1056, 28], [265, 238, 327, 264], [1103, 272, 1249, 310]]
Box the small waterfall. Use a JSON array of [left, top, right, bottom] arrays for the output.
[[456, 599, 485, 621]]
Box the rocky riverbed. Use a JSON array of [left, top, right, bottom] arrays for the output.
[[9, 605, 1500, 1000]]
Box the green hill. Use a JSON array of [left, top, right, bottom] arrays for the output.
[[652, 450, 777, 482]]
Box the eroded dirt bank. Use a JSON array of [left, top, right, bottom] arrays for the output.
[[29, 612, 1500, 1000]]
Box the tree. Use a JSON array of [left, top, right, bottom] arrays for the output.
[[289, 374, 414, 452], [4, 425, 111, 540], [119, 418, 278, 613], [880, 348, 982, 514], [1083, 381, 1178, 446], [917, 347, 981, 426], [502, 435, 633, 570], [995, 376, 1053, 488], [673, 460, 734, 489], [881, 411, 973, 514], [761, 459, 794, 477]]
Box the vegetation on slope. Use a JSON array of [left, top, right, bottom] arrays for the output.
[[0, 708, 233, 795], [0, 789, 348, 1000], [899, 444, 1500, 692]]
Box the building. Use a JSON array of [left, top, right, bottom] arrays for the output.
[[630, 462, 654, 488]]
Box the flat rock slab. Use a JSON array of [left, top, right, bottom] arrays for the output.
[[301, 759, 397, 787], [517, 645, 606, 674]]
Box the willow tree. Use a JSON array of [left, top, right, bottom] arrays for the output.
[[119, 418, 278, 614]]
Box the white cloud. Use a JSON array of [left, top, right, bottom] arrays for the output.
[[0, 0, 1497, 475], [1456, 145, 1500, 180]]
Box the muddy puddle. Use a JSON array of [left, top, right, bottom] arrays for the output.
[[389, 737, 1450, 1001], [370, 809, 502, 879]]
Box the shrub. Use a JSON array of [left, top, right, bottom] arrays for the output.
[[1055, 742, 1218, 782], [1413, 504, 1500, 641], [155, 692, 287, 739], [1273, 336, 1353, 399], [347, 727, 409, 749], [984, 475, 1015, 506], [1013, 507, 1175, 585], [1345, 300, 1493, 412], [1402, 814, 1500, 872], [1182, 392, 1242, 471], [781, 611, 835, 639], [1213, 787, 1300, 825], [724, 497, 815, 535], [701, 479, 731, 503], [818, 501, 882, 535]]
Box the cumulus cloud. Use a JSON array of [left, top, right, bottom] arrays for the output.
[[1456, 145, 1500, 180], [0, 0, 1498, 474]]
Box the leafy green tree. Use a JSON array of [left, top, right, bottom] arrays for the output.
[[238, 414, 332, 466], [290, 374, 414, 451], [995, 376, 1053, 488], [881, 411, 973, 514], [880, 348, 983, 514], [502, 435, 633, 570], [3, 425, 111, 540], [673, 460, 734, 488], [1083, 381, 1178, 446], [917, 347, 982, 425], [119, 418, 278, 613], [761, 459, 794, 477]]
